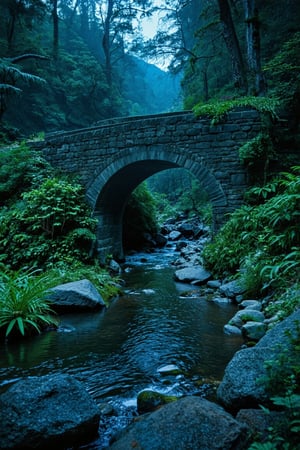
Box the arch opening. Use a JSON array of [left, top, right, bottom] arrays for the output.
[[87, 153, 227, 262]]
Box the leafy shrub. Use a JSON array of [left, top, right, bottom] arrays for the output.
[[0, 177, 97, 269], [152, 192, 178, 223], [0, 141, 52, 206], [203, 167, 300, 297], [264, 32, 300, 110], [265, 284, 300, 323], [0, 269, 59, 339], [239, 132, 277, 183], [244, 178, 281, 205], [177, 179, 211, 219], [123, 182, 159, 250], [249, 323, 300, 448], [203, 204, 260, 277], [193, 96, 279, 124]]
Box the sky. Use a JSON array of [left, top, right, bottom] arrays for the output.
[[138, 7, 170, 70], [140, 11, 160, 39]]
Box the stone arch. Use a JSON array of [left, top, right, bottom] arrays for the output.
[[86, 148, 227, 261]]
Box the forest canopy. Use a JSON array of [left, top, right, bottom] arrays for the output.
[[0, 0, 299, 137]]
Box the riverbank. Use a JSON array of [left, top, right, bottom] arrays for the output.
[[0, 218, 299, 449]]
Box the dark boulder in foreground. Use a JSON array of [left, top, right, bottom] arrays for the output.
[[0, 373, 100, 450], [110, 396, 249, 450], [217, 309, 300, 411], [49, 278, 106, 313]]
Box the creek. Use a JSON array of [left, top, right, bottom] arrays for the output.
[[0, 246, 243, 448]]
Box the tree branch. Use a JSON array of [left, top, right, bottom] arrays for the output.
[[10, 54, 50, 64]]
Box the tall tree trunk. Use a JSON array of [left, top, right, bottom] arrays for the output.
[[80, 0, 89, 39], [244, 0, 266, 96], [217, 0, 248, 94], [52, 0, 59, 58], [7, 13, 16, 48], [102, 0, 114, 87]]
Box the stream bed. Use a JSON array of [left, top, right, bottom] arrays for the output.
[[0, 248, 243, 448]]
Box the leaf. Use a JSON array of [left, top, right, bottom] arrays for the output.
[[17, 317, 25, 335], [6, 318, 17, 337], [24, 319, 41, 333]]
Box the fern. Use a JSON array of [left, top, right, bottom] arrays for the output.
[[193, 96, 279, 124]]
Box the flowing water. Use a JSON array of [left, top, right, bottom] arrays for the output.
[[0, 247, 243, 448]]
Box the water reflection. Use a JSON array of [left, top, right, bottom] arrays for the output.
[[0, 254, 243, 405]]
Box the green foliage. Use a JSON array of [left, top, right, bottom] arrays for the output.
[[0, 57, 46, 119], [0, 268, 59, 339], [203, 205, 258, 277], [239, 133, 277, 183], [182, 1, 300, 122], [193, 96, 279, 125], [147, 169, 211, 225], [244, 179, 281, 205], [0, 176, 97, 269], [152, 192, 178, 223], [264, 32, 300, 110], [263, 325, 300, 398], [203, 167, 300, 298], [177, 179, 211, 219], [0, 1, 180, 134], [123, 182, 159, 250], [264, 284, 300, 324], [249, 323, 300, 449], [0, 142, 52, 205], [248, 443, 275, 450]]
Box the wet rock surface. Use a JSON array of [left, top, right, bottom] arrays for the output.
[[174, 266, 211, 284], [217, 309, 300, 412], [0, 373, 100, 450], [110, 396, 250, 450], [137, 389, 178, 414], [49, 278, 106, 313]]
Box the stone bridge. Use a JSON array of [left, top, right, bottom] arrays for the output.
[[35, 109, 262, 261]]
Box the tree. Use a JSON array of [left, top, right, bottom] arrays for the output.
[[101, 0, 114, 87], [0, 55, 47, 121], [51, 0, 59, 58], [217, 0, 248, 94], [181, 1, 232, 105], [1, 0, 46, 48], [134, 0, 202, 73], [244, 0, 266, 95], [98, 0, 153, 87]]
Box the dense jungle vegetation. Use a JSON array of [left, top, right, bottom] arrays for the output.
[[0, 1, 299, 446], [0, 0, 299, 403]]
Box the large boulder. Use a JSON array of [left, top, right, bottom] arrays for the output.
[[168, 230, 182, 241], [49, 279, 106, 312], [241, 321, 267, 341], [154, 233, 167, 247], [229, 309, 265, 328], [178, 222, 195, 238], [110, 396, 249, 449], [240, 300, 262, 311], [0, 373, 100, 449], [219, 280, 246, 300], [217, 309, 300, 412], [174, 266, 211, 284]]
